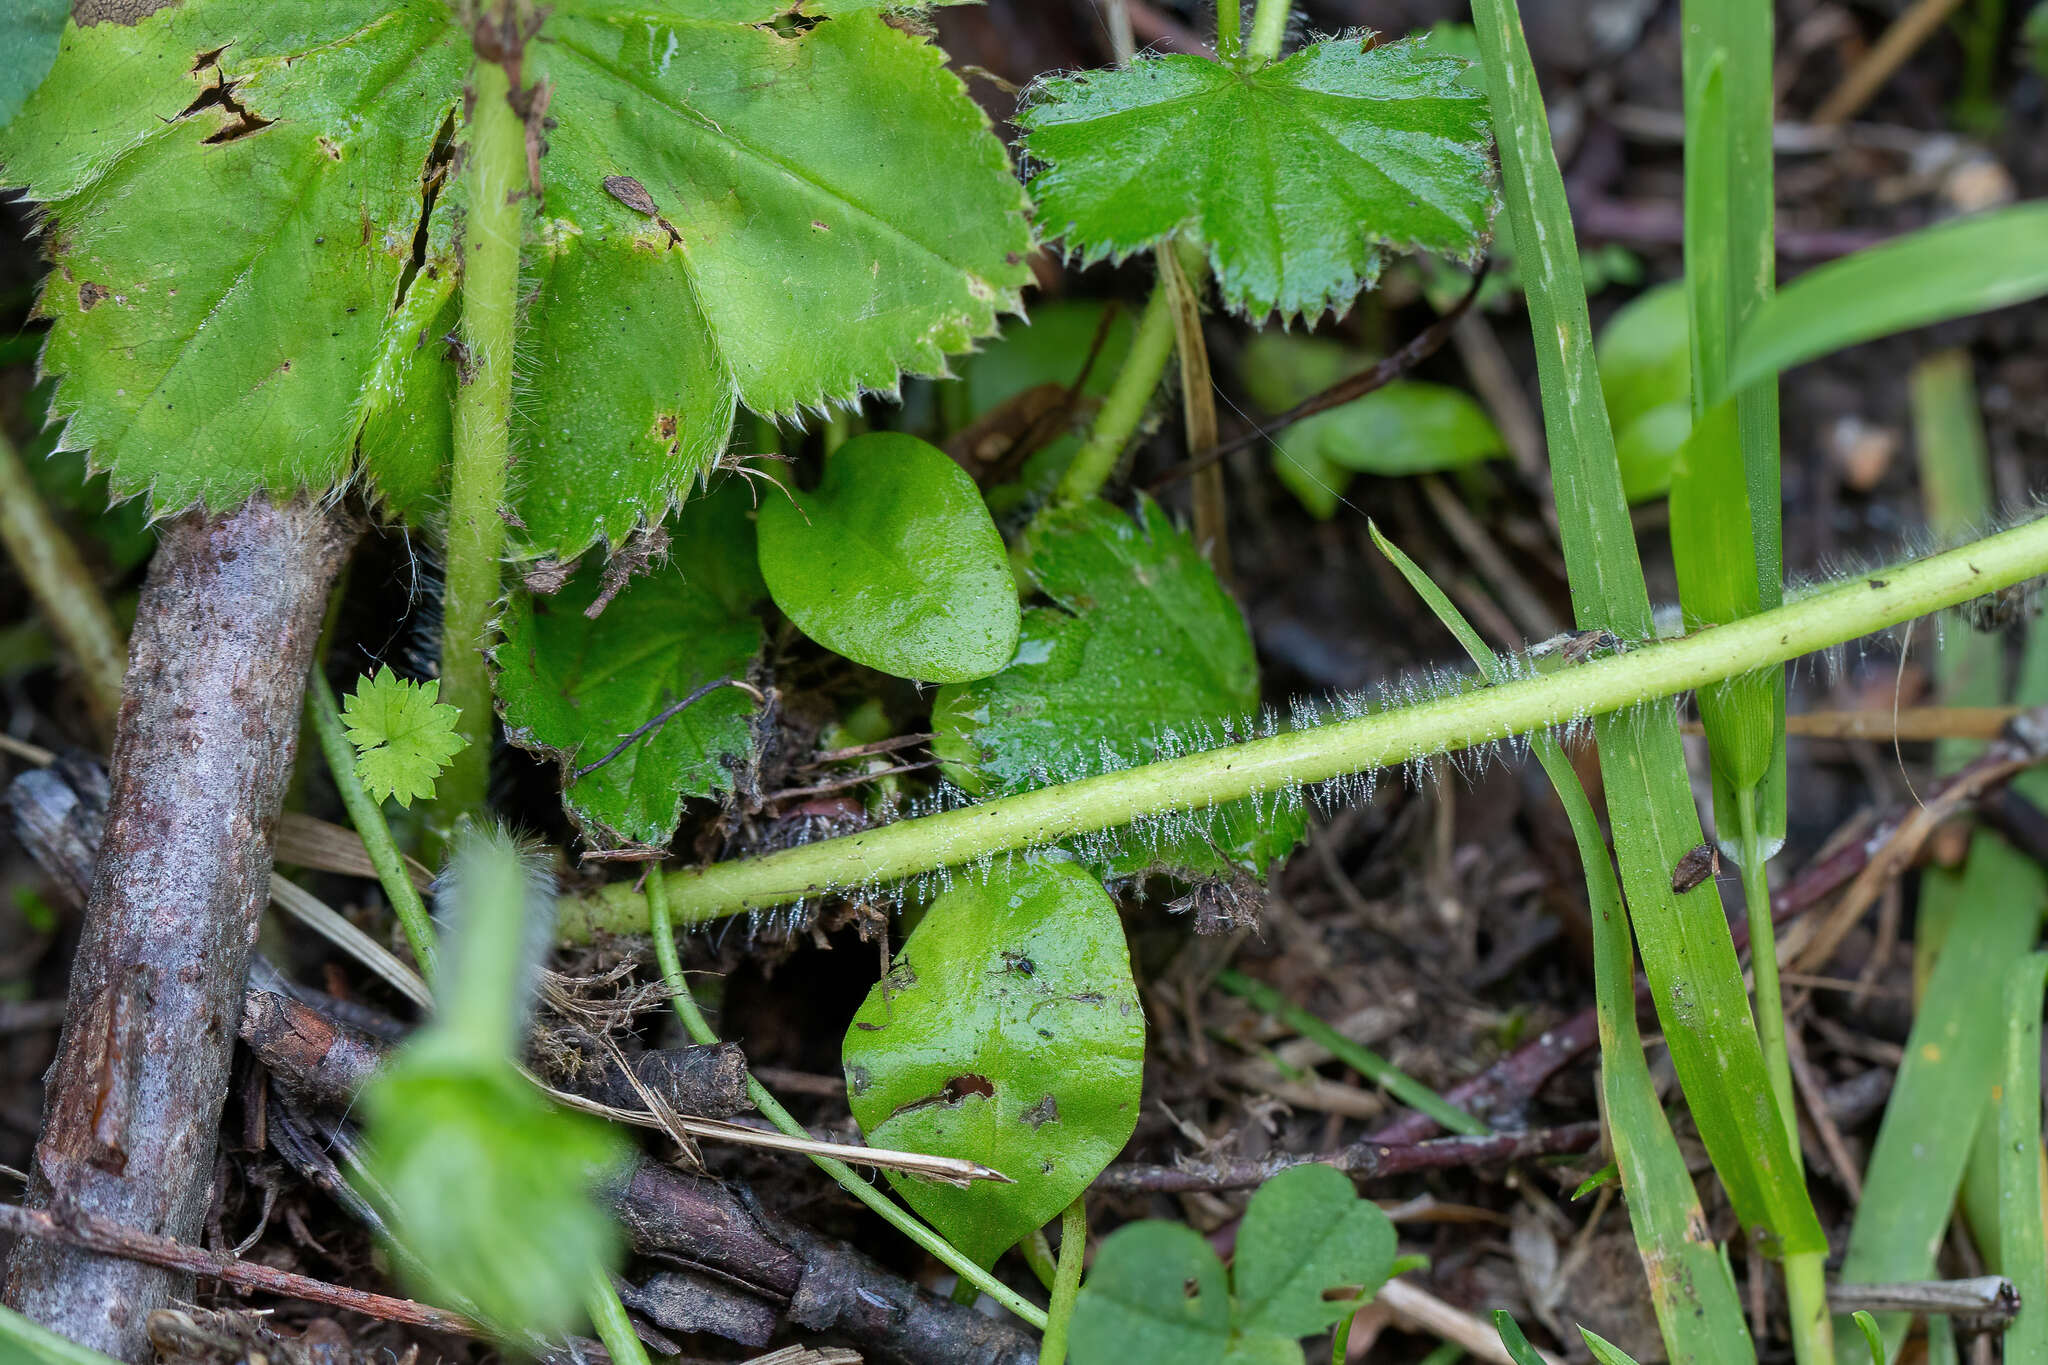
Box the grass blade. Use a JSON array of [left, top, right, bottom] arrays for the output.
[[1374, 524, 1754, 1365], [1998, 953, 2048, 1365], [1727, 202, 2048, 394], [1472, 0, 1824, 1261]]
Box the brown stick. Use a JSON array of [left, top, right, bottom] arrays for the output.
[[5, 496, 357, 1360], [1096, 1120, 1603, 1194], [0, 1201, 476, 1334]]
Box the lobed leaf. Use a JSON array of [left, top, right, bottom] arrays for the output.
[[932, 497, 1305, 880], [341, 667, 469, 810], [757, 432, 1020, 683], [1233, 1164, 1397, 1339], [495, 483, 765, 848], [1017, 34, 1496, 322], [841, 858, 1145, 1266], [5, 1, 1030, 556]]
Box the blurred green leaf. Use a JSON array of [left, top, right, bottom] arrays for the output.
[[341, 666, 469, 809], [842, 857, 1144, 1266], [1017, 37, 1495, 321], [1241, 333, 1503, 492], [355, 830, 627, 1341], [496, 484, 765, 847], [1494, 1313, 1547, 1365], [1071, 1222, 1232, 1365], [955, 299, 1137, 424], [1596, 281, 1692, 502], [1728, 202, 2048, 396], [0, 1302, 124, 1365], [1852, 1312, 1885, 1365], [0, 0, 65, 130], [758, 433, 1019, 683], [932, 497, 1305, 880], [1582, 1328, 1647, 1365]]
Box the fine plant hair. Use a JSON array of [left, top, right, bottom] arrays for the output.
[[434, 824, 559, 1030], [624, 506, 2048, 949]]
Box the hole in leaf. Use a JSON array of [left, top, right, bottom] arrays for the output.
[[943, 1074, 994, 1102], [177, 77, 275, 144]]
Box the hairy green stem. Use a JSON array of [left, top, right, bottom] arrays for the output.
[[642, 865, 1051, 1332], [1216, 970, 1486, 1134], [585, 1268, 653, 1365], [1038, 1197, 1088, 1365], [1247, 0, 1290, 62], [0, 429, 126, 738], [1055, 273, 1177, 504], [306, 668, 440, 983], [560, 513, 2048, 937], [1216, 0, 1242, 60], [438, 48, 526, 833]]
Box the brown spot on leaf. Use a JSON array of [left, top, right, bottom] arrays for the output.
[[78, 281, 109, 311], [1019, 1094, 1059, 1128], [75, 0, 181, 27]]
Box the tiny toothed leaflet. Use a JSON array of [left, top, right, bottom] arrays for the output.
[[1, 0, 1030, 556], [1016, 32, 1496, 321], [341, 667, 468, 809]]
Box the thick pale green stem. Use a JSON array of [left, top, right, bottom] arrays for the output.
[[1736, 790, 1798, 1164], [306, 669, 440, 982], [1247, 0, 1290, 62], [0, 429, 126, 738], [438, 49, 525, 832], [1055, 274, 1176, 504], [557, 513, 2048, 937], [642, 866, 1050, 1332], [1038, 1197, 1088, 1365]]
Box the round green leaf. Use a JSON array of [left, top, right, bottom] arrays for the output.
[[1614, 400, 1692, 505], [1069, 1221, 1231, 1365], [1232, 1163, 1397, 1339], [758, 432, 1020, 683], [842, 857, 1144, 1266], [1017, 36, 1496, 322], [1243, 333, 1504, 476]]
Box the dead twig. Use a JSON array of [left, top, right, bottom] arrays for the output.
[[574, 677, 767, 780], [0, 1199, 479, 1334], [1095, 1121, 1601, 1194]]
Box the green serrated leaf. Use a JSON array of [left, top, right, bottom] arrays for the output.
[[842, 857, 1144, 1267], [1234, 1164, 1397, 1338], [1017, 35, 1495, 321], [931, 497, 1304, 880], [758, 432, 1020, 683], [495, 483, 765, 848], [1071, 1221, 1232, 1365], [341, 666, 469, 809], [7, 3, 1030, 557], [1242, 332, 1503, 476]]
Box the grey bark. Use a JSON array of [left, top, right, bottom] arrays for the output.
[[4, 496, 357, 1360]]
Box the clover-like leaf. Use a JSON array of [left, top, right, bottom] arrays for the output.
[[758, 432, 1020, 683], [1070, 1222, 1232, 1365], [932, 497, 1305, 880], [496, 483, 765, 848], [341, 667, 469, 809], [1017, 34, 1495, 321], [842, 857, 1144, 1267], [4, 1, 1030, 556], [1232, 1164, 1396, 1338]]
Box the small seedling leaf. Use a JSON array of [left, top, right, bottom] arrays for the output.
[[1232, 1163, 1397, 1338], [496, 484, 766, 848], [1579, 1327, 1645, 1365], [842, 858, 1144, 1267], [1852, 1311, 1886, 1365], [1493, 1312, 1548, 1365], [758, 433, 1020, 683], [1242, 333, 1504, 476], [341, 667, 469, 810], [932, 497, 1305, 880], [1017, 35, 1496, 322], [1069, 1221, 1232, 1365]]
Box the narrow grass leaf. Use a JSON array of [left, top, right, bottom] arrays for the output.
[[1997, 954, 2048, 1365], [1727, 202, 2048, 395], [1373, 524, 1754, 1365], [1472, 0, 1823, 1259]]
